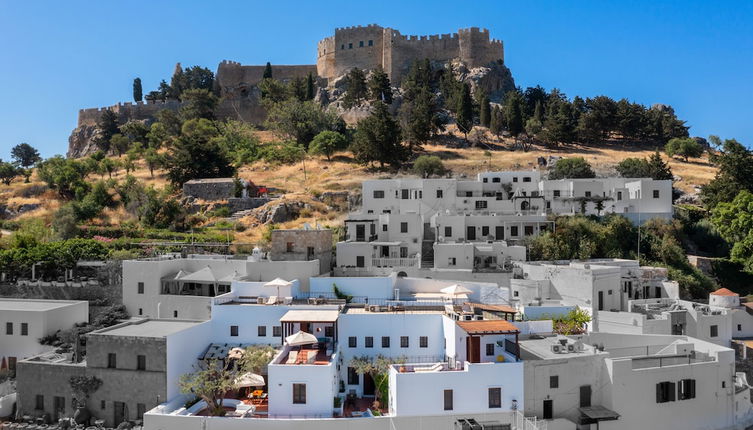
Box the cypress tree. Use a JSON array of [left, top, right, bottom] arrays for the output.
[[133, 77, 143, 102], [456, 83, 474, 140], [489, 107, 502, 137], [479, 92, 491, 128], [305, 72, 316, 101], [505, 91, 524, 142], [263, 62, 273, 79]]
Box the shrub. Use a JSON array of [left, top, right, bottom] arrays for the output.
[[412, 155, 447, 178]]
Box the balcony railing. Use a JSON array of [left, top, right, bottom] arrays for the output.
[[371, 257, 418, 267]]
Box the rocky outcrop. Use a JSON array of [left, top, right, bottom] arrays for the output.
[[67, 125, 103, 158], [450, 59, 515, 102]]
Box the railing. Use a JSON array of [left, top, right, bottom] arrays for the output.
[[515, 410, 547, 430], [631, 354, 715, 370], [371, 257, 418, 267]]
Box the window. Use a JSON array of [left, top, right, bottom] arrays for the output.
[[356, 256, 365, 268], [585, 191, 592, 197], [653, 190, 660, 198], [448, 257, 456, 266], [325, 326, 334, 337], [483, 178, 488, 183], [292, 383, 306, 404], [230, 325, 239, 337], [510, 226, 519, 236], [444, 226, 452, 237], [373, 190, 385, 199], [348, 367, 359, 385], [492, 177, 501, 183], [258, 326, 266, 337], [482, 226, 489, 236], [6, 322, 12, 335], [382, 224, 388, 232], [738, 324, 742, 331], [553, 190, 561, 197], [35, 394, 44, 410], [348, 43, 353, 49], [400, 222, 408, 233], [138, 282, 144, 294], [137, 355, 146, 371], [513, 177, 518, 183], [21, 323, 28, 336], [400, 336, 409, 348], [523, 177, 532, 183], [382, 336, 390, 348], [173, 310, 178, 318], [608, 289, 613, 295], [273, 326, 282, 337], [443, 389, 453, 410], [488, 387, 501, 408], [550, 375, 559, 389], [513, 291, 519, 297], [137, 403, 146, 420], [710, 325, 718, 338], [466, 191, 473, 197], [138, 308, 143, 316], [475, 200, 488, 209], [486, 343, 495, 356], [348, 336, 357, 348], [436, 189, 443, 198], [341, 44, 344, 50], [656, 381, 676, 403], [678, 379, 696, 400], [401, 189, 409, 199], [107, 353, 116, 369], [286, 242, 294, 252], [420, 336, 428, 348], [617, 191, 622, 200], [365, 336, 374, 348], [368, 40, 373, 46], [524, 226, 534, 236], [101, 400, 106, 410], [359, 40, 364, 47]]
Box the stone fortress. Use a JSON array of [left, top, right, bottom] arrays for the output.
[[69, 25, 507, 157]]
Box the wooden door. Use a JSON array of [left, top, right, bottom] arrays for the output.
[[363, 373, 375, 396], [466, 336, 481, 363]]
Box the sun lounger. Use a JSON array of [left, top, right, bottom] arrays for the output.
[[234, 403, 255, 417], [306, 350, 316, 363], [266, 296, 278, 305], [283, 296, 293, 305]]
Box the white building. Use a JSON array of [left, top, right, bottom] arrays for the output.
[[520, 332, 753, 429], [121, 254, 322, 321], [337, 173, 672, 277], [0, 298, 88, 371]]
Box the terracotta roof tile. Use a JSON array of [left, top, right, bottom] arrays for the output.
[[457, 319, 519, 334], [711, 287, 739, 297]]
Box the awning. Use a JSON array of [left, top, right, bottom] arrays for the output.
[[280, 309, 340, 323], [579, 405, 620, 422], [457, 320, 520, 335], [178, 266, 218, 283]]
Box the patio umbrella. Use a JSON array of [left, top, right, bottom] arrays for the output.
[[227, 347, 245, 360], [440, 284, 473, 296], [264, 277, 292, 298], [285, 330, 318, 346], [234, 372, 265, 388]]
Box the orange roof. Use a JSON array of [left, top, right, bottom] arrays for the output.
[[457, 320, 519, 335], [711, 288, 739, 297], [465, 303, 517, 314]]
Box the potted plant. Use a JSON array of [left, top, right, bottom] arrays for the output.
[[333, 396, 344, 417]]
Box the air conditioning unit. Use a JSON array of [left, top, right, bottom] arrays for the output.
[[574, 340, 585, 352], [550, 344, 562, 354], [567, 344, 576, 353]]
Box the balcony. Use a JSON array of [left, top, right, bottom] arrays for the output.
[[371, 257, 418, 267]]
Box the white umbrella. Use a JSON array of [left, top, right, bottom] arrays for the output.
[[440, 284, 473, 296], [227, 347, 245, 360], [285, 330, 318, 347], [234, 372, 265, 388], [264, 277, 292, 298]]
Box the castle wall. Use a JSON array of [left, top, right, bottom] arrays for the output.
[[77, 100, 181, 127], [216, 60, 316, 97], [318, 24, 385, 79]]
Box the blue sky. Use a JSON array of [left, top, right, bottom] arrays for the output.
[[1, 0, 752, 158]]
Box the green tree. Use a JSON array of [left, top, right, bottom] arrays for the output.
[[504, 90, 525, 143], [478, 91, 491, 128], [342, 68, 368, 108], [542, 98, 576, 146], [489, 106, 503, 138], [37, 156, 90, 199], [645, 150, 674, 180], [368, 67, 392, 104], [351, 102, 405, 168], [701, 138, 753, 208], [110, 134, 130, 157], [11, 143, 42, 168], [51, 204, 79, 240], [133, 77, 143, 102], [215, 121, 261, 166], [665, 137, 703, 162], [711, 190, 753, 272], [143, 147, 164, 178], [309, 131, 347, 161], [399, 85, 437, 149], [258, 78, 290, 104], [0, 162, 19, 185], [94, 109, 119, 152], [525, 117, 543, 140], [615, 157, 649, 178], [455, 83, 474, 140], [120, 120, 150, 144], [290, 76, 307, 101], [263, 62, 273, 79], [180, 89, 218, 121], [549, 157, 596, 179], [165, 119, 235, 186], [305, 72, 316, 101], [265, 100, 343, 149], [412, 155, 447, 178]]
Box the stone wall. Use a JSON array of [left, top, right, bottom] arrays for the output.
[[317, 25, 505, 84], [182, 179, 237, 201], [270, 229, 332, 274], [216, 60, 317, 98]]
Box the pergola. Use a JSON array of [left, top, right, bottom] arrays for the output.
[[457, 320, 520, 363], [279, 309, 340, 346]]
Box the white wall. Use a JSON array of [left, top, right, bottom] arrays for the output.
[[267, 350, 337, 418], [165, 321, 213, 399]]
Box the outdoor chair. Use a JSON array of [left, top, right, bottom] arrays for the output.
[[283, 297, 293, 305], [306, 350, 316, 363], [266, 296, 278, 305], [234, 403, 254, 418]]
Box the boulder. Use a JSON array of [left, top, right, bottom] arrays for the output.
[[67, 125, 101, 158]]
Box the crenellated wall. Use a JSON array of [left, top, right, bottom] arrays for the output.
[[216, 60, 317, 98], [77, 99, 181, 127], [316, 24, 505, 84]]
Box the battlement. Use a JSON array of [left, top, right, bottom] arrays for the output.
[[334, 23, 382, 32], [219, 60, 242, 66], [77, 99, 182, 127]]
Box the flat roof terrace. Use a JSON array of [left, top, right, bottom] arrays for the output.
[[92, 319, 202, 338], [0, 298, 85, 311]]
